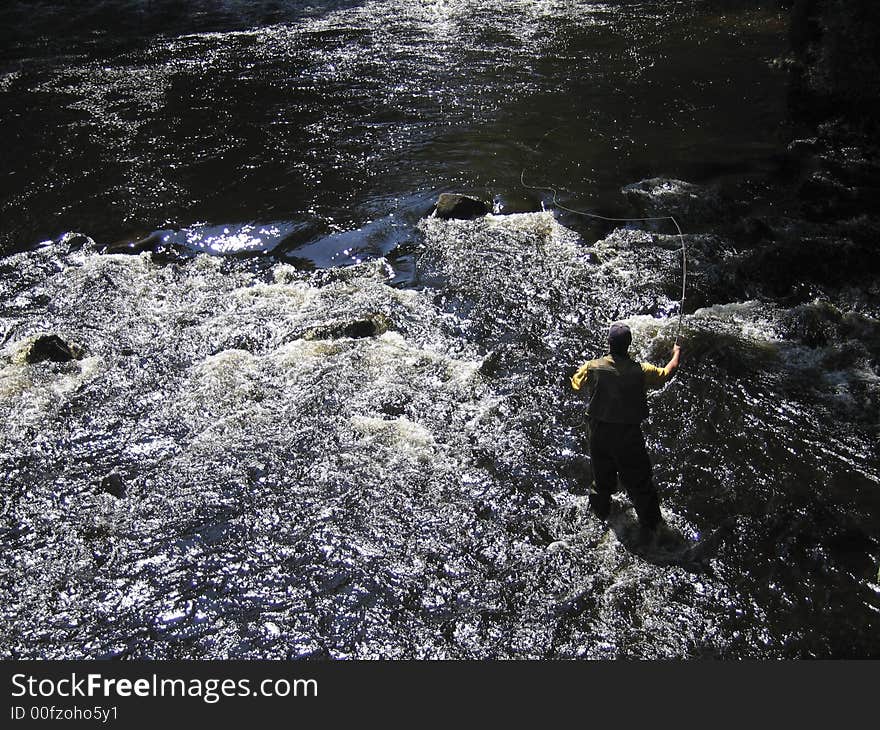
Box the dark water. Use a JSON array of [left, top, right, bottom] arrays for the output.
[[1, 1, 878, 658], [2, 0, 788, 264]]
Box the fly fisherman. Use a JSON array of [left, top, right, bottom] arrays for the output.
[[571, 323, 681, 535]]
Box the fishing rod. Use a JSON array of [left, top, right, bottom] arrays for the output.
[[520, 169, 688, 345]]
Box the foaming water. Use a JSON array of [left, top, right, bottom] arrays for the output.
[[1, 210, 878, 658]]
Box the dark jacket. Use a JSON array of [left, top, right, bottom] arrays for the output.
[[570, 353, 671, 424]]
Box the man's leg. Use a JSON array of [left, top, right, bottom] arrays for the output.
[[615, 425, 661, 530], [588, 421, 618, 519]]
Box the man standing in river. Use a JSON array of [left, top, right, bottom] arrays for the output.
[[571, 323, 681, 534]]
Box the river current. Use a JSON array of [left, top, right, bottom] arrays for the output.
[[1, 1, 878, 658]]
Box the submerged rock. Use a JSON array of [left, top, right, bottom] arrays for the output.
[[23, 334, 82, 364], [103, 231, 166, 255], [432, 193, 490, 220], [98, 473, 126, 499], [622, 177, 720, 221], [102, 231, 187, 264], [478, 349, 504, 378], [304, 313, 392, 340], [59, 232, 94, 253]]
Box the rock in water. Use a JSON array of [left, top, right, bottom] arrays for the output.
[[621, 177, 719, 220], [432, 193, 490, 220], [304, 313, 392, 340], [24, 334, 82, 363], [103, 231, 165, 254], [99, 473, 126, 499]]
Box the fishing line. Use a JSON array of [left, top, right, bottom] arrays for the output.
[[520, 166, 688, 343]]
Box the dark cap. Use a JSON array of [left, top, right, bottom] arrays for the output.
[[608, 322, 632, 354]]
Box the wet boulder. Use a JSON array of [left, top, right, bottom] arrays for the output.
[[432, 193, 490, 220], [59, 232, 94, 253], [103, 231, 187, 264], [103, 231, 166, 254], [478, 349, 504, 378], [23, 334, 82, 363], [780, 300, 844, 348], [304, 312, 392, 340], [621, 178, 720, 221], [98, 472, 126, 499]]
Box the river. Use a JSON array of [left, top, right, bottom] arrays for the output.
[[1, 0, 877, 658]]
